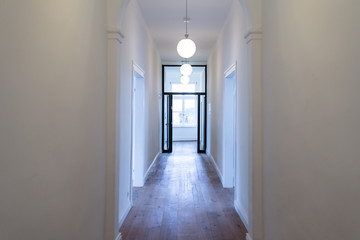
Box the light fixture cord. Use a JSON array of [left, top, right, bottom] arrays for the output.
[[185, 0, 188, 38]]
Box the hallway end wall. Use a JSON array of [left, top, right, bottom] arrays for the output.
[[0, 1, 107, 240], [117, 0, 161, 226], [207, 0, 250, 228], [263, 1, 360, 239]]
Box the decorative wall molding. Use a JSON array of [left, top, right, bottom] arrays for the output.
[[244, 27, 262, 44], [234, 199, 249, 230], [246, 233, 253, 240], [144, 152, 160, 184], [107, 26, 125, 44]]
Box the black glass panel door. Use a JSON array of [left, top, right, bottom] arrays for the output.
[[162, 94, 172, 153], [198, 95, 206, 153]]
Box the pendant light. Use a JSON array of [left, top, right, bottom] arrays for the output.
[[177, 0, 196, 59], [180, 63, 193, 76], [180, 75, 190, 85]]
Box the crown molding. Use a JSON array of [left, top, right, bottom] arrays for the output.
[[244, 27, 262, 44], [107, 26, 125, 44]]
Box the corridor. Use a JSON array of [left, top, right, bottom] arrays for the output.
[[120, 142, 247, 240]]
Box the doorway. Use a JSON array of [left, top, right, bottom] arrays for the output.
[[131, 63, 145, 187], [223, 64, 236, 188], [162, 65, 207, 153], [172, 95, 197, 141]]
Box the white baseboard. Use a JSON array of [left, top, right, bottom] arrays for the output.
[[207, 152, 224, 186], [246, 233, 252, 240], [118, 202, 132, 228], [234, 199, 249, 231], [115, 232, 122, 240], [173, 138, 197, 141], [144, 152, 160, 184]]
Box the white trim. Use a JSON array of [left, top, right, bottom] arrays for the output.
[[133, 61, 145, 78], [207, 152, 224, 187], [246, 233, 253, 240], [234, 199, 249, 230], [221, 63, 237, 188], [107, 26, 125, 44], [162, 61, 208, 65], [115, 232, 122, 240], [118, 202, 132, 228], [144, 152, 160, 184], [224, 63, 236, 78], [130, 61, 146, 189], [244, 27, 263, 44]]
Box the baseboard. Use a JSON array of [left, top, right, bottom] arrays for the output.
[[207, 152, 224, 186], [144, 152, 160, 184], [118, 202, 132, 228], [234, 199, 249, 231], [246, 233, 252, 240], [115, 232, 122, 240], [173, 138, 197, 141]]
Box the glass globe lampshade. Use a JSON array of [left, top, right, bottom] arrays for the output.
[[177, 38, 196, 59], [180, 64, 192, 76], [180, 75, 190, 85]]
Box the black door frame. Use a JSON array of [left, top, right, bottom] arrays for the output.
[[162, 65, 207, 153], [162, 94, 172, 153]]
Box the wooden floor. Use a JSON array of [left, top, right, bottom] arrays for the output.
[[120, 141, 247, 240]]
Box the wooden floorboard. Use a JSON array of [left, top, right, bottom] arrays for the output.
[[120, 141, 247, 240]]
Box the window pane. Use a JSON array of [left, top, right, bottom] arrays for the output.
[[183, 98, 196, 126], [182, 84, 195, 92], [171, 84, 183, 92], [173, 99, 182, 112], [171, 83, 195, 93], [173, 112, 180, 125], [172, 95, 197, 127], [184, 99, 195, 110], [164, 66, 206, 93], [199, 95, 206, 151]]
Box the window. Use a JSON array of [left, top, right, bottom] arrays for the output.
[[171, 84, 196, 93], [164, 66, 206, 93], [172, 95, 197, 127]]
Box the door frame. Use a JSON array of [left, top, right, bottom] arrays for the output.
[[162, 93, 172, 153], [130, 62, 145, 193], [223, 63, 237, 188], [172, 94, 198, 142], [162, 65, 207, 153], [197, 94, 207, 153]]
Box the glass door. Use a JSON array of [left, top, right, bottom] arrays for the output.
[[162, 65, 207, 153], [162, 94, 172, 153], [198, 95, 206, 153]]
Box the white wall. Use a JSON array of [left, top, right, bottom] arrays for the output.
[[263, 1, 360, 239], [207, 0, 250, 228], [0, 1, 107, 240], [173, 127, 197, 141], [117, 0, 161, 222]]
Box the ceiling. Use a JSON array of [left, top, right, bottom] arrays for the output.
[[136, 0, 235, 63]]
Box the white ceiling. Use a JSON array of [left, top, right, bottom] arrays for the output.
[[136, 0, 235, 63]]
